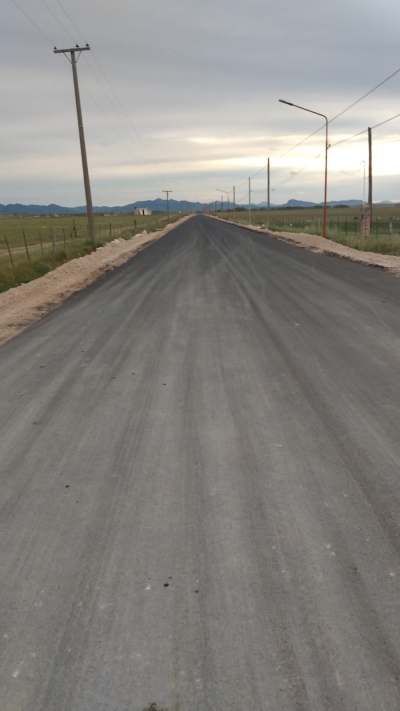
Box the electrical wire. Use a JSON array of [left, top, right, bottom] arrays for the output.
[[82, 60, 167, 186], [54, 0, 88, 44], [274, 64, 400, 164], [88, 49, 171, 184], [12, 0, 169, 189], [331, 110, 400, 147], [45, 0, 172, 184], [331, 128, 367, 148], [241, 70, 400, 198], [39, 0, 76, 43], [329, 67, 400, 124], [9, 0, 54, 45], [371, 112, 400, 131]]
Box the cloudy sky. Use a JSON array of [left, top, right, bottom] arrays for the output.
[[2, 0, 400, 207]]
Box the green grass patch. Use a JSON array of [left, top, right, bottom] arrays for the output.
[[0, 243, 97, 293]]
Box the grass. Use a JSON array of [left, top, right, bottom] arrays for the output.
[[0, 212, 179, 250], [0, 243, 96, 292], [0, 211, 183, 293], [221, 205, 400, 255]]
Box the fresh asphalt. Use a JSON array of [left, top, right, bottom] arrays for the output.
[[1, 214, 400, 711]]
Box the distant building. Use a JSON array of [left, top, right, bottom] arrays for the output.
[[134, 207, 152, 216]]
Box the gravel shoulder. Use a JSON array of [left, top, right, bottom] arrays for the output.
[[0, 217, 190, 346]]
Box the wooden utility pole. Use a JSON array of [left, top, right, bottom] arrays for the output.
[[267, 157, 270, 229], [368, 127, 373, 233], [163, 190, 172, 221], [233, 186, 236, 217], [248, 177, 252, 225], [54, 45, 96, 245]]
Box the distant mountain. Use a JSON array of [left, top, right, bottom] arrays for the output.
[[0, 197, 397, 216], [281, 199, 365, 208], [284, 199, 319, 208], [0, 198, 204, 216]]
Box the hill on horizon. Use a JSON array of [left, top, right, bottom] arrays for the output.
[[0, 197, 397, 216]]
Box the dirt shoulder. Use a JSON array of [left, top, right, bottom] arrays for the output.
[[0, 216, 190, 346], [226, 219, 400, 276]]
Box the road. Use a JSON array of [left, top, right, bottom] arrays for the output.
[[1, 214, 400, 711]]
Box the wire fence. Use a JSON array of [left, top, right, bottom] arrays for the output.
[[0, 213, 180, 292], [216, 208, 400, 255]]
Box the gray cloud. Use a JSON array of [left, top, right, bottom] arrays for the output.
[[1, 0, 400, 206]]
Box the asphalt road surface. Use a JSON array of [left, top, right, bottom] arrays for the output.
[[1, 215, 400, 711]]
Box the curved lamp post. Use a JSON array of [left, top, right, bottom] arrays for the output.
[[279, 99, 328, 239]]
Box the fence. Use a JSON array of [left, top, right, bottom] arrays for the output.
[[0, 213, 180, 292], [222, 208, 400, 245]]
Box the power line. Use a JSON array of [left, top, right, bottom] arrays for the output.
[[331, 110, 400, 148], [39, 0, 76, 43], [275, 64, 400, 162], [51, 2, 165, 183], [82, 54, 167, 186], [371, 111, 400, 131], [262, 107, 400, 195], [50, 0, 171, 185], [330, 67, 400, 124], [9, 0, 54, 45], [54, 0, 88, 44], [246, 67, 400, 195], [331, 128, 367, 148], [12, 0, 169, 188], [89, 49, 170, 184]]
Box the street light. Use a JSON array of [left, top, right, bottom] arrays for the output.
[[279, 99, 329, 239], [216, 189, 230, 215]]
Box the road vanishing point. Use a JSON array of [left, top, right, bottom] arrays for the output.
[[1, 215, 400, 711]]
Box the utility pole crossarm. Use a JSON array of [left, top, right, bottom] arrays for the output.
[[54, 45, 90, 55]]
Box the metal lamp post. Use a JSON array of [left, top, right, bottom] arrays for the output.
[[279, 99, 329, 239]]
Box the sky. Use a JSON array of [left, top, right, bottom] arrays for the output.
[[2, 0, 400, 207]]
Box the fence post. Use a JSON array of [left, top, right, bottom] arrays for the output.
[[22, 230, 30, 261], [51, 227, 56, 254], [39, 231, 44, 256], [4, 236, 14, 269]]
